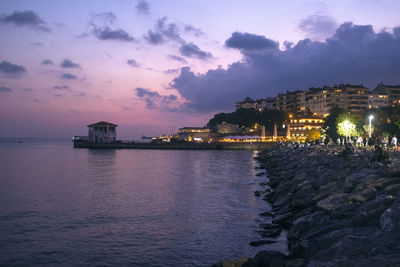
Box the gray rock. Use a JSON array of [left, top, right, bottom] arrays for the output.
[[249, 239, 277, 246], [249, 250, 288, 267], [212, 257, 253, 267], [317, 193, 349, 211]]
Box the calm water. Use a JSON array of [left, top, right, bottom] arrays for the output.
[[0, 139, 282, 266]]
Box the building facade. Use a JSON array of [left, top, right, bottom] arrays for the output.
[[88, 121, 117, 143], [374, 84, 400, 107], [178, 127, 214, 141], [216, 122, 241, 134], [369, 89, 389, 109], [289, 115, 324, 140], [344, 85, 369, 113], [233, 83, 398, 118]]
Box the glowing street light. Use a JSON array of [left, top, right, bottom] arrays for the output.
[[344, 120, 351, 142], [368, 115, 374, 138], [338, 119, 356, 143]]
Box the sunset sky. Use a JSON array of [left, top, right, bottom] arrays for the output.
[[1, 0, 400, 138]]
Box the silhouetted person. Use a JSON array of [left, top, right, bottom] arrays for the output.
[[368, 137, 375, 147]]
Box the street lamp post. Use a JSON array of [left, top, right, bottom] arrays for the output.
[[369, 115, 374, 138]]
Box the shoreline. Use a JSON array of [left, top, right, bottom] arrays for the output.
[[214, 146, 400, 266], [73, 141, 275, 150]]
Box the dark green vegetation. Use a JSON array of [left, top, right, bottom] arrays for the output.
[[207, 108, 287, 128], [323, 106, 400, 140], [372, 107, 400, 137]]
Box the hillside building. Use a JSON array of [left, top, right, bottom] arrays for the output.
[[369, 88, 389, 109], [235, 97, 256, 110], [216, 122, 241, 134], [374, 84, 400, 107]]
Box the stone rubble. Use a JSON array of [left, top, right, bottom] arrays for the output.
[[213, 147, 400, 267]]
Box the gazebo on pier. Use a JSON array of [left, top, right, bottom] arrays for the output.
[[87, 121, 118, 143]]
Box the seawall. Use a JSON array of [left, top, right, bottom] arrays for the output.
[[214, 146, 400, 266]]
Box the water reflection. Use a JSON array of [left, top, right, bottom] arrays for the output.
[[0, 145, 274, 266]]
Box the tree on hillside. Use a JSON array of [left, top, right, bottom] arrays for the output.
[[368, 107, 400, 137], [323, 106, 344, 140], [207, 108, 258, 127], [258, 109, 287, 127], [336, 111, 365, 138], [207, 108, 287, 132], [307, 128, 321, 141]]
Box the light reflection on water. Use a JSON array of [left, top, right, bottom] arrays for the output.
[[0, 141, 282, 266]]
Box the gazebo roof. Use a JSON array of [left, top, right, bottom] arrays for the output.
[[87, 121, 118, 127]]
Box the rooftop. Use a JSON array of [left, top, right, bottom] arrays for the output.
[[87, 121, 118, 127]]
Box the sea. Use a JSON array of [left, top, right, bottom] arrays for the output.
[[0, 138, 286, 266]]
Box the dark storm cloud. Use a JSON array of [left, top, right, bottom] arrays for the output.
[[0, 61, 27, 78], [164, 68, 179, 74], [136, 87, 160, 98], [127, 59, 139, 67], [163, 94, 177, 101], [135, 0, 150, 15], [144, 30, 165, 45], [144, 17, 184, 45], [92, 12, 117, 25], [53, 85, 70, 90], [61, 59, 80, 68], [168, 55, 188, 64], [93, 26, 135, 42], [136, 87, 159, 109], [171, 22, 400, 112], [42, 59, 54, 65], [0, 10, 50, 32], [298, 14, 338, 40], [179, 43, 212, 60], [0, 86, 12, 92], [157, 17, 182, 42], [84, 12, 135, 42], [61, 73, 77, 80], [225, 32, 278, 51], [135, 87, 178, 110], [184, 25, 204, 36]]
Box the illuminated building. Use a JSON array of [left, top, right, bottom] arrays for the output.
[[216, 122, 241, 134], [178, 127, 213, 142], [344, 85, 369, 113], [255, 97, 277, 111], [374, 84, 400, 107], [289, 116, 324, 141], [368, 89, 389, 109]]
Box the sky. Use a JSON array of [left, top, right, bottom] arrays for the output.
[[1, 0, 400, 138]]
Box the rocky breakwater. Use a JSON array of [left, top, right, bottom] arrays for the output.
[[213, 147, 400, 267]]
